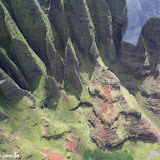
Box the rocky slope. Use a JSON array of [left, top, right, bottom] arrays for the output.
[[0, 0, 160, 159]]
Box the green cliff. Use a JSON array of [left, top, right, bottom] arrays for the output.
[[0, 0, 160, 160]]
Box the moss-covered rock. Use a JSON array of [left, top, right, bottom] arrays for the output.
[[46, 34, 64, 82], [106, 0, 128, 55], [64, 0, 95, 53], [0, 68, 29, 100], [0, 1, 47, 88], [49, 0, 70, 48], [45, 76, 63, 98], [9, 0, 49, 64], [10, 0, 63, 74], [64, 39, 82, 93], [0, 47, 29, 89], [87, 0, 116, 62], [0, 1, 11, 48], [90, 41, 99, 62]]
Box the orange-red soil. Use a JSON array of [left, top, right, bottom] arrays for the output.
[[35, 147, 65, 160], [65, 136, 80, 153]]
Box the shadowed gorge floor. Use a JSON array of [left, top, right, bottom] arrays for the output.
[[0, 0, 160, 160]]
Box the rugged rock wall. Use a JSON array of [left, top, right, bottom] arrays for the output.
[[0, 0, 160, 159], [121, 18, 160, 120]]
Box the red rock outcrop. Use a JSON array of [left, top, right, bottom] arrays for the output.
[[87, 68, 160, 148], [65, 136, 81, 154]]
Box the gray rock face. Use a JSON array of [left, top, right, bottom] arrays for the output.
[[121, 35, 150, 79], [142, 18, 160, 76], [121, 16, 160, 133], [121, 18, 160, 79], [0, 109, 9, 120]]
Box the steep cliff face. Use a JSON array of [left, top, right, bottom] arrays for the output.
[[0, 0, 160, 159], [121, 18, 160, 132]]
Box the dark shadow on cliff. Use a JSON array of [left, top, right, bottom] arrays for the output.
[[111, 17, 160, 97]]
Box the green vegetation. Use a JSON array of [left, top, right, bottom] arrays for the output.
[[150, 155, 160, 160], [0, 0, 160, 160], [121, 139, 160, 160], [83, 149, 133, 160]]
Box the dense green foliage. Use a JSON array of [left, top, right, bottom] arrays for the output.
[[83, 149, 133, 160]]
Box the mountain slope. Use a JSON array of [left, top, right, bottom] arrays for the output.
[[0, 0, 160, 160]]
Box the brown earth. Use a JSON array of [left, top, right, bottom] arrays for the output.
[[35, 147, 65, 160], [65, 136, 81, 154]]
